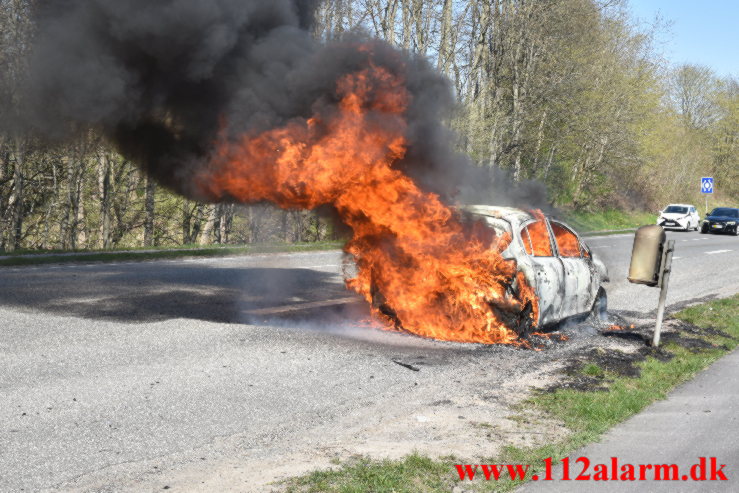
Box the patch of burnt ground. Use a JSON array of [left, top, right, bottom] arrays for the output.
[[543, 317, 734, 393]]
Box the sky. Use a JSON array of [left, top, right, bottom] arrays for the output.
[[629, 0, 738, 78]]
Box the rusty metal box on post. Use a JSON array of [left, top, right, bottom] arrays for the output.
[[628, 225, 666, 286]]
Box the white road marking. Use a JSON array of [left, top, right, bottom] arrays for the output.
[[243, 296, 359, 315], [592, 245, 613, 249], [705, 250, 733, 255], [672, 256, 682, 260]]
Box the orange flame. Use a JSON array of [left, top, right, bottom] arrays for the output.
[[552, 222, 588, 258], [200, 61, 538, 344], [521, 211, 552, 257]]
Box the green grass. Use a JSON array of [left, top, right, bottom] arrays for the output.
[[282, 295, 739, 492], [0, 241, 343, 267], [581, 363, 605, 377], [0, 243, 224, 256], [562, 209, 656, 233], [286, 454, 452, 493]]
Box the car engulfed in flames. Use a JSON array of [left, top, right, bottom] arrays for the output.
[[348, 205, 610, 341], [462, 206, 609, 330], [201, 56, 608, 346]]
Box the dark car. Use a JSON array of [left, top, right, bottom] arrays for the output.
[[701, 207, 739, 235]]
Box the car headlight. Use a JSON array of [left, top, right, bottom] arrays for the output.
[[728, 221, 737, 225]]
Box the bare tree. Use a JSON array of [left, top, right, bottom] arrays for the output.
[[670, 64, 720, 130]]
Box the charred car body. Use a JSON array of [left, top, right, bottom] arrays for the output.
[[345, 205, 610, 338], [701, 207, 739, 235], [462, 206, 609, 329]]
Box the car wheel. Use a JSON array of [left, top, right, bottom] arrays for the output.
[[590, 287, 608, 323], [701, 223, 709, 234]]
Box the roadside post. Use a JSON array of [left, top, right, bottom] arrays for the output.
[[627, 225, 674, 347], [701, 177, 714, 215], [652, 240, 675, 347]]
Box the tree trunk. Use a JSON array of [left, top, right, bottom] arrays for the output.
[[292, 210, 303, 242], [41, 159, 59, 249], [219, 203, 233, 244], [199, 204, 217, 245], [8, 140, 25, 251], [281, 209, 290, 242], [401, 0, 412, 50], [143, 174, 156, 247], [381, 0, 399, 44], [99, 152, 112, 248], [543, 145, 556, 180], [67, 156, 85, 250], [532, 110, 547, 173], [181, 199, 192, 244], [437, 0, 453, 73]]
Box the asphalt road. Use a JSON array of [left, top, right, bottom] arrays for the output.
[[0, 229, 737, 491], [586, 231, 738, 319]]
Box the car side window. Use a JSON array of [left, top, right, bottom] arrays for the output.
[[520, 220, 554, 257], [551, 222, 587, 258]]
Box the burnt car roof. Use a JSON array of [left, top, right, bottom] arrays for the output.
[[460, 205, 536, 223]]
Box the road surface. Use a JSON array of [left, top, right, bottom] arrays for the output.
[[0, 230, 737, 491]]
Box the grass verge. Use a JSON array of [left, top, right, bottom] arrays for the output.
[[0, 241, 343, 267], [283, 295, 739, 492], [562, 210, 655, 233]]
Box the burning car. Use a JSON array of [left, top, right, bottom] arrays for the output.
[[345, 205, 610, 340], [461, 206, 609, 329]]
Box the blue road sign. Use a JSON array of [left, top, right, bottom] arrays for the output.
[[701, 177, 714, 194]]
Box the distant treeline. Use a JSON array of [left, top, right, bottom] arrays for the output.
[[1, 0, 736, 251]]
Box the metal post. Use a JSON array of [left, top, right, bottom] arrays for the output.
[[653, 240, 675, 347]]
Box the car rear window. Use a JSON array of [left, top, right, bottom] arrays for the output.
[[664, 206, 688, 213]]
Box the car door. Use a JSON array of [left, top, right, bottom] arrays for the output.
[[550, 220, 595, 317], [519, 219, 565, 326]]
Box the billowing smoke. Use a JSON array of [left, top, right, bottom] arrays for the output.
[[19, 0, 548, 210], [14, 0, 559, 343]]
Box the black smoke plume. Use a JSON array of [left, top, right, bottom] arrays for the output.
[[19, 0, 548, 209]]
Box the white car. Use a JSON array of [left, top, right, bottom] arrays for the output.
[[657, 204, 701, 231], [462, 206, 610, 330]]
